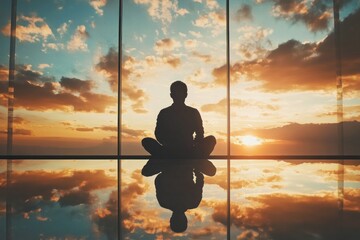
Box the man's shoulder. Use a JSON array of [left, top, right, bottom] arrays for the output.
[[159, 105, 200, 115]]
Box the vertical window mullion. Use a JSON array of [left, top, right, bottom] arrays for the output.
[[226, 0, 231, 239], [118, 0, 123, 239]]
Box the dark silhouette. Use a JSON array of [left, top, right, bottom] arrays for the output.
[[141, 80, 216, 177], [155, 164, 204, 233], [140, 81, 217, 232]]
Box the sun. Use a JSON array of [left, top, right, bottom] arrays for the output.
[[239, 135, 263, 146]]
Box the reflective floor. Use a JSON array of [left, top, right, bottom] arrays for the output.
[[1, 159, 359, 239]]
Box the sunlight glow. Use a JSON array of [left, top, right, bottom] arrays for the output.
[[239, 135, 263, 146]]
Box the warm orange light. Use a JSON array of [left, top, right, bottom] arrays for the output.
[[239, 135, 263, 146]]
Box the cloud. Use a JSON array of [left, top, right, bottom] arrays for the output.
[[192, 51, 212, 63], [189, 31, 203, 38], [206, 0, 219, 9], [208, 192, 360, 240], [38, 63, 52, 69], [229, 7, 360, 93], [59, 190, 93, 207], [235, 26, 273, 60], [0, 65, 116, 113], [0, 169, 116, 215], [60, 77, 94, 93], [1, 15, 53, 42], [184, 39, 198, 49], [206, 167, 282, 190], [0, 64, 8, 81], [211, 63, 243, 86], [94, 169, 150, 239], [193, 10, 225, 36], [75, 127, 94, 132], [56, 22, 69, 37], [42, 42, 65, 52], [121, 124, 147, 141], [0, 128, 32, 136], [232, 121, 360, 155], [268, 0, 332, 32], [67, 25, 89, 52], [89, 0, 107, 16], [201, 98, 279, 115], [96, 48, 148, 113], [234, 4, 253, 22], [154, 38, 181, 54], [134, 0, 188, 33]]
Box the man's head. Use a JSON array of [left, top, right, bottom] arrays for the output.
[[170, 81, 187, 104], [170, 211, 188, 233]]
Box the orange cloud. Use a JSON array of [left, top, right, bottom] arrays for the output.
[[232, 121, 360, 155], [1, 15, 53, 42], [67, 25, 89, 52], [0, 169, 116, 216], [0, 65, 116, 113], [89, 0, 107, 16], [269, 0, 332, 32], [201, 98, 279, 115], [154, 38, 181, 55], [207, 192, 360, 239], [206, 167, 282, 190], [235, 8, 360, 93]]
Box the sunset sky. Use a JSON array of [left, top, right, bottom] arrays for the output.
[[0, 1, 360, 238], [0, 0, 359, 155]]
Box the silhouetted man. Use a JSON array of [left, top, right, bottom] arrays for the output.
[[141, 81, 216, 176]]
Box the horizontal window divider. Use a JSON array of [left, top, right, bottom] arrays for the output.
[[1, 155, 360, 160]]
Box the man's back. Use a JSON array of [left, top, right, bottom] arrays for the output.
[[155, 104, 204, 150]]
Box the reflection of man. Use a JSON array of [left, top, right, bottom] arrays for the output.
[[141, 81, 216, 176], [155, 166, 204, 233]]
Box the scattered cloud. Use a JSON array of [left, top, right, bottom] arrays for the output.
[[89, 0, 107, 16], [234, 4, 253, 22], [236, 26, 273, 60], [208, 192, 360, 240], [42, 42, 65, 52], [38, 63, 51, 70], [134, 0, 189, 34], [154, 38, 181, 55], [189, 30, 203, 38], [269, 0, 332, 32], [0, 169, 116, 215], [193, 10, 225, 36], [1, 15, 53, 42], [0, 65, 116, 113], [201, 98, 279, 115], [60, 77, 94, 93], [67, 25, 89, 52], [230, 8, 360, 93], [96, 48, 148, 113], [192, 51, 212, 63]]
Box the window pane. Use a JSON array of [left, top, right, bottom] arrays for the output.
[[9, 0, 119, 155], [230, 159, 353, 239], [344, 160, 360, 239], [121, 0, 227, 155], [121, 160, 226, 239], [230, 1, 338, 155], [0, 0, 12, 154], [0, 160, 6, 239], [340, 2, 360, 155], [9, 160, 117, 239]]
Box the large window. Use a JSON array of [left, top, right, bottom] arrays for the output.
[[1, 0, 360, 239]]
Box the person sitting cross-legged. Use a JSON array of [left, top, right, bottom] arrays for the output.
[[141, 80, 216, 177]]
